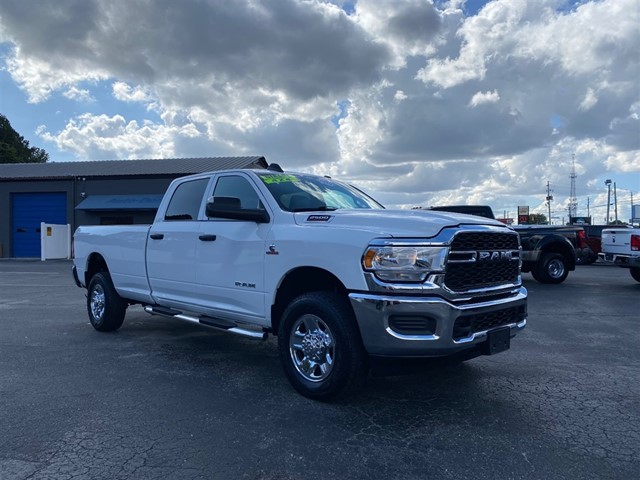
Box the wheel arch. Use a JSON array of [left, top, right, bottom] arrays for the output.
[[271, 267, 350, 336], [539, 238, 576, 271], [84, 253, 110, 286]]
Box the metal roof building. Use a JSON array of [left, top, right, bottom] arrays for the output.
[[0, 156, 267, 258]]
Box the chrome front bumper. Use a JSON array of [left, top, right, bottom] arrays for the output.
[[349, 287, 527, 357]]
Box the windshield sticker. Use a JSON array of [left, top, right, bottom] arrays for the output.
[[260, 174, 298, 184], [306, 215, 333, 222]]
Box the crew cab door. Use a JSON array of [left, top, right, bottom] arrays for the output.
[[192, 174, 271, 324], [146, 177, 210, 307]]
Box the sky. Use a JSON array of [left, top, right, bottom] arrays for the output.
[[0, 0, 638, 224]]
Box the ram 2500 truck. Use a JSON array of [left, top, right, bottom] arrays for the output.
[[73, 166, 527, 400], [599, 227, 640, 283]]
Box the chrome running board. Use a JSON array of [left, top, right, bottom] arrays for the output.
[[144, 306, 268, 340]]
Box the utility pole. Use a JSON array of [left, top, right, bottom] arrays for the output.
[[546, 181, 553, 225], [614, 182, 618, 223], [605, 179, 612, 224], [587, 197, 590, 218], [569, 153, 577, 221]]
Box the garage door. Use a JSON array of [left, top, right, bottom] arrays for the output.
[[11, 192, 67, 257]]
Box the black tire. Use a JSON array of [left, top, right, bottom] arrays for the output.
[[532, 253, 569, 284], [277, 292, 368, 401], [87, 272, 127, 331], [576, 253, 596, 265], [630, 267, 640, 283]]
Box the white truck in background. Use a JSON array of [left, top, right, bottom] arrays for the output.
[[72, 165, 527, 400], [599, 227, 640, 283]]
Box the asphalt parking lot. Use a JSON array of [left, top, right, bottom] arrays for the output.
[[0, 260, 638, 480]]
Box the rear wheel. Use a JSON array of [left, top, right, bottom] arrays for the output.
[[87, 272, 127, 331], [576, 252, 596, 265], [532, 253, 569, 284], [277, 292, 368, 401], [630, 267, 640, 283]]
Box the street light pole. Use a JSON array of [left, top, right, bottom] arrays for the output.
[[614, 182, 618, 223], [605, 179, 612, 224]]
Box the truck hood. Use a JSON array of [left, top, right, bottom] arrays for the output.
[[293, 209, 509, 238]]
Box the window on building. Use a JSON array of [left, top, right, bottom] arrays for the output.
[[164, 178, 209, 221]]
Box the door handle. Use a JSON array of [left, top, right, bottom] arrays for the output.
[[198, 234, 217, 242], [150, 233, 164, 240]]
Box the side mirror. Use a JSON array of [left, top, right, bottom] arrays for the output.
[[206, 196, 270, 223]]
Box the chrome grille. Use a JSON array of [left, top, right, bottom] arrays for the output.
[[445, 232, 520, 291]]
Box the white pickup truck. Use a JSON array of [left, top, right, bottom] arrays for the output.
[[73, 165, 527, 399], [599, 227, 640, 283]]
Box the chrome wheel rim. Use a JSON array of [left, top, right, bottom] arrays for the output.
[[289, 314, 335, 382], [548, 259, 565, 278], [90, 284, 106, 321]]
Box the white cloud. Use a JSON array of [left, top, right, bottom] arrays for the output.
[[603, 149, 640, 173], [62, 86, 94, 103], [579, 88, 598, 111], [394, 90, 408, 102], [336, 82, 390, 169], [38, 113, 201, 160], [418, 0, 639, 89], [112, 82, 154, 104], [6, 48, 108, 103], [469, 89, 500, 107]]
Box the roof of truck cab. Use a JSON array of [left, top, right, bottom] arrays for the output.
[[0, 156, 268, 180]]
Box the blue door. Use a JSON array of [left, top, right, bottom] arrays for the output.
[[11, 192, 67, 257]]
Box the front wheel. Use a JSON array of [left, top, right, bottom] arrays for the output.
[[277, 292, 368, 401], [532, 253, 569, 284], [87, 272, 127, 331], [630, 267, 640, 283]]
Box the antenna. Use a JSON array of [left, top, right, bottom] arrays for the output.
[[569, 153, 577, 221]]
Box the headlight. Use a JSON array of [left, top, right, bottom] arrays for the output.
[[362, 246, 448, 283]]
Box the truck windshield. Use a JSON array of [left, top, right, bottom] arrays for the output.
[[258, 173, 384, 212]]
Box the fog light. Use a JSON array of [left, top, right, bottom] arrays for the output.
[[388, 316, 437, 335]]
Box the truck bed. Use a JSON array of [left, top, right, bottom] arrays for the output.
[[74, 224, 153, 303]]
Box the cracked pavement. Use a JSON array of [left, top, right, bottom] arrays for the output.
[[0, 260, 638, 479]]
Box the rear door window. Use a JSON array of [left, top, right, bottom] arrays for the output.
[[164, 178, 209, 221]]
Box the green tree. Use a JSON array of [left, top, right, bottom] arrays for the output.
[[0, 114, 49, 163], [528, 213, 548, 225]]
